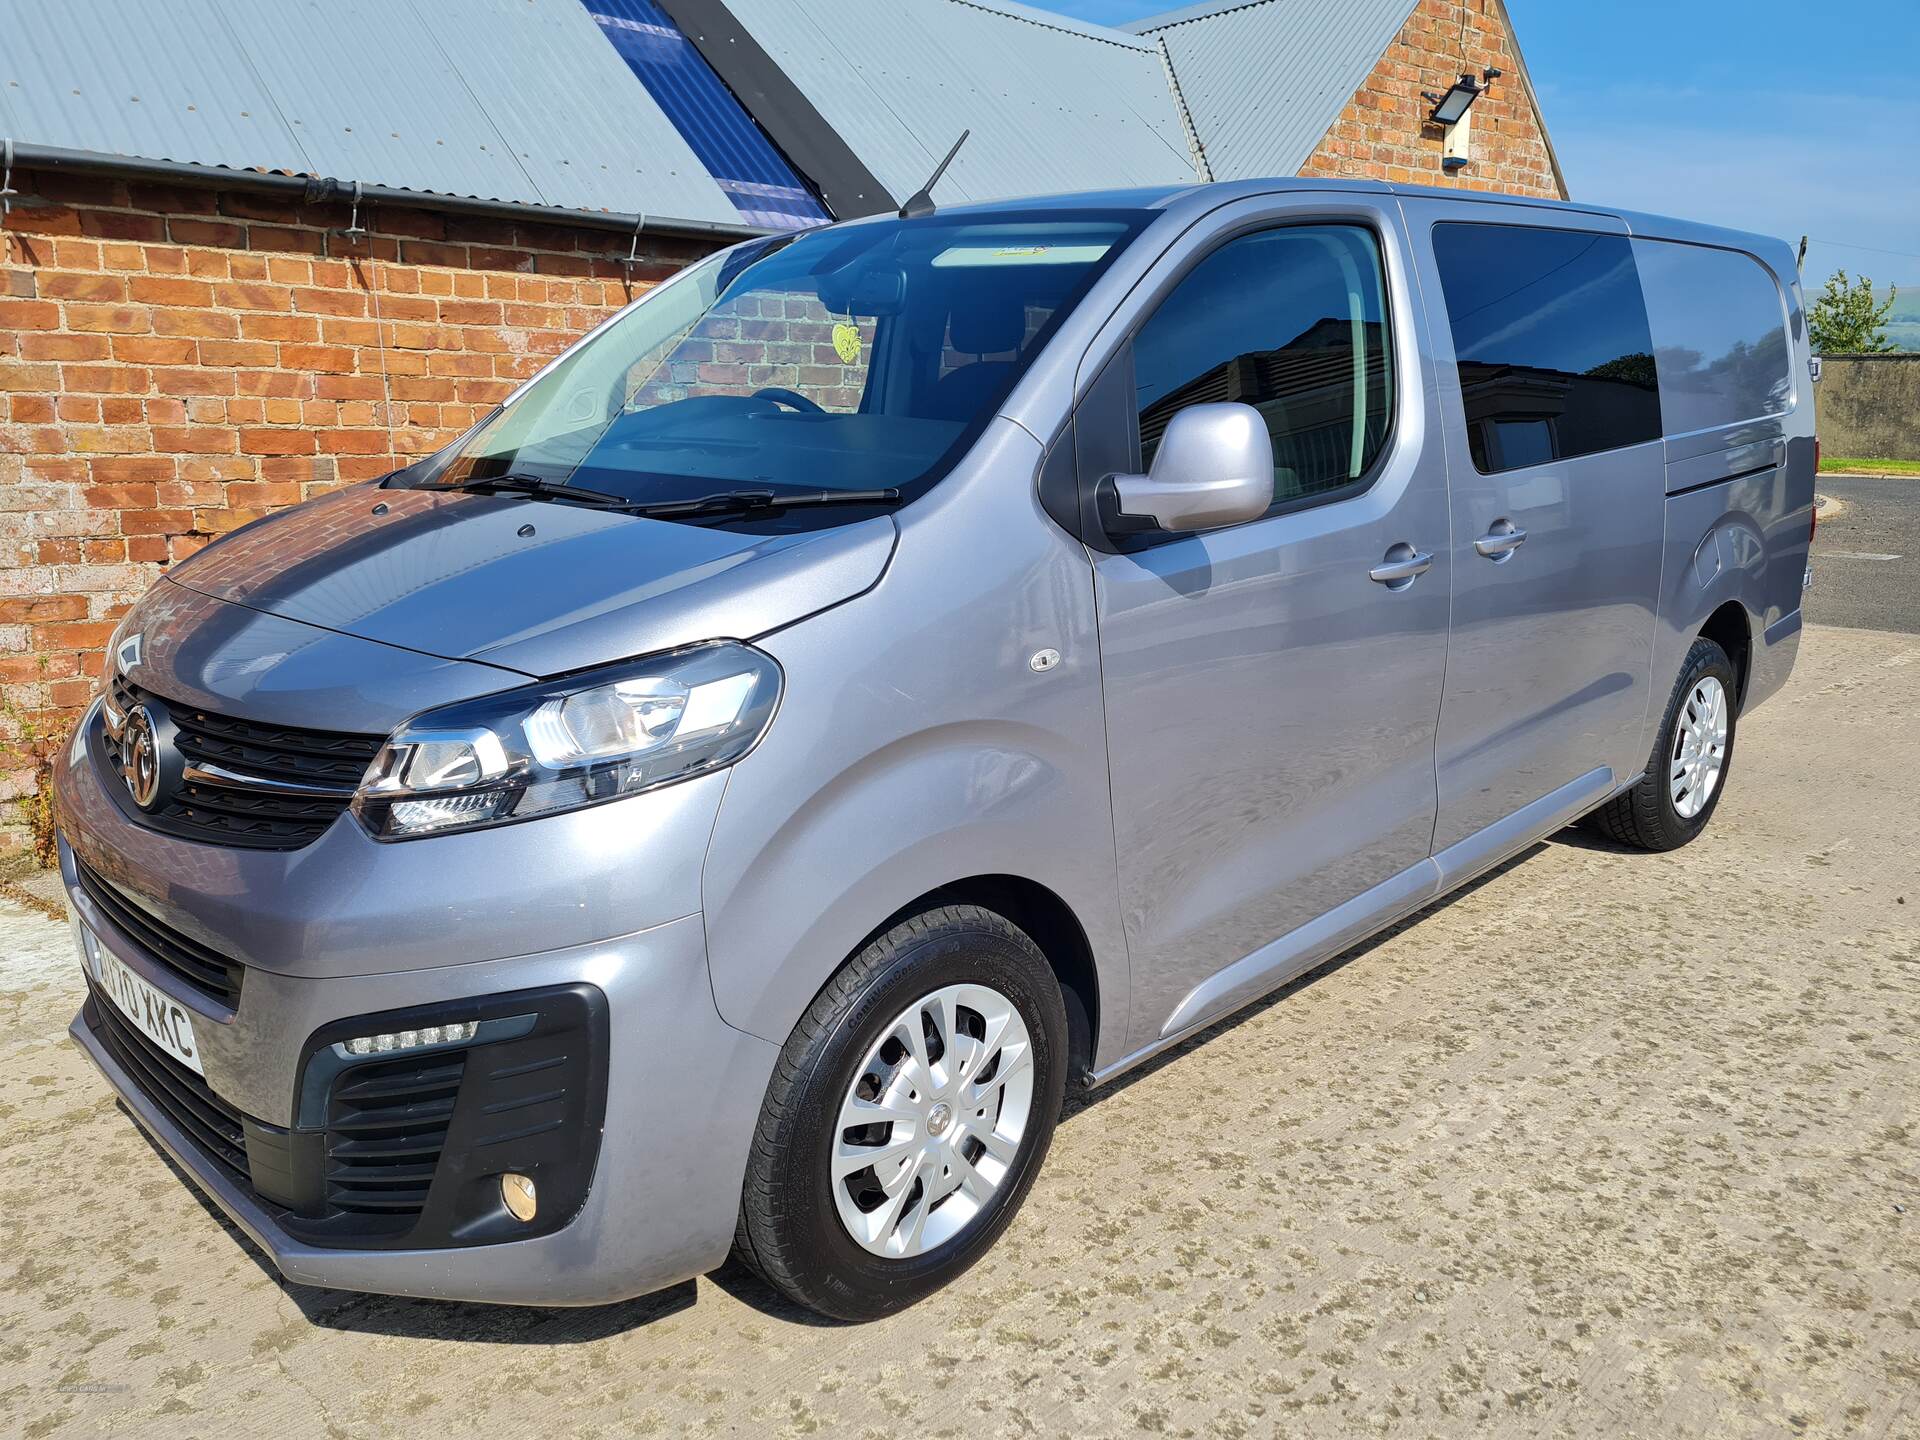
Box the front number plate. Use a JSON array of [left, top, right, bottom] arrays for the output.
[[74, 917, 204, 1075]]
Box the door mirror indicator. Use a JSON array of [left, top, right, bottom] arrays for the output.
[[1109, 403, 1274, 534]]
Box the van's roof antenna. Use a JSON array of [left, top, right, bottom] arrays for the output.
[[899, 130, 969, 220]]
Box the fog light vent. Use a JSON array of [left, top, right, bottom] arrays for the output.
[[343, 1021, 478, 1056]]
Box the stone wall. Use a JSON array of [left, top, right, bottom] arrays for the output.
[[1816, 355, 1920, 461]]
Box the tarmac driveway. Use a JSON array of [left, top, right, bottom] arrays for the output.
[[1, 623, 1915, 1439]]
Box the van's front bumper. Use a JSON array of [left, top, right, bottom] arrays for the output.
[[55, 703, 779, 1307], [65, 885, 778, 1305]]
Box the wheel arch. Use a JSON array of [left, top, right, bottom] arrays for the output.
[[859, 876, 1103, 1085], [1697, 599, 1754, 707]]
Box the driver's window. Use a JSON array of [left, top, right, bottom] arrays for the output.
[[625, 286, 878, 415], [1132, 224, 1394, 512]]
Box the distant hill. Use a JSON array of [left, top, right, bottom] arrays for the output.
[[1885, 288, 1920, 353], [1870, 286, 1920, 352]]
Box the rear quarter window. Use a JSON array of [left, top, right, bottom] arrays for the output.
[[1632, 239, 1793, 435], [1431, 223, 1662, 474]]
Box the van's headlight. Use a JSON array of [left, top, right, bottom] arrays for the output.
[[353, 641, 781, 840]]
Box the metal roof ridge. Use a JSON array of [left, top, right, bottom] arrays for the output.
[[941, 0, 1162, 51], [1124, 0, 1279, 35]]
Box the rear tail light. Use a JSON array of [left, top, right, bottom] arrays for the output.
[[1811, 440, 1820, 543]]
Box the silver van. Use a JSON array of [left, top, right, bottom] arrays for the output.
[[55, 178, 1814, 1320]]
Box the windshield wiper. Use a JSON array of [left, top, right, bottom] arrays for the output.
[[447, 473, 631, 506], [623, 487, 904, 519]]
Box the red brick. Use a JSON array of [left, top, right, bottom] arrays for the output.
[[153, 368, 237, 396], [314, 374, 385, 400], [169, 219, 248, 248], [0, 300, 61, 330], [88, 455, 174, 483], [39, 272, 128, 302], [62, 365, 151, 394], [19, 333, 112, 362], [127, 275, 215, 307], [239, 429, 317, 456], [237, 370, 314, 398], [81, 212, 168, 244], [0, 595, 88, 623], [85, 483, 160, 509], [119, 509, 194, 536], [195, 339, 277, 367], [213, 281, 293, 311], [240, 313, 319, 343], [112, 336, 198, 364], [316, 429, 391, 455], [279, 344, 358, 373], [249, 226, 325, 256], [152, 308, 238, 340], [151, 426, 239, 455], [292, 287, 369, 317]]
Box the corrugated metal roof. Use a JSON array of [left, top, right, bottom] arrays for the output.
[[0, 0, 745, 228], [1132, 0, 1415, 182], [720, 0, 1203, 207]]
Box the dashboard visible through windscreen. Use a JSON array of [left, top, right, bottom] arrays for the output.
[[417, 211, 1149, 531]]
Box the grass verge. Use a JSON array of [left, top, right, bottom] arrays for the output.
[[1819, 456, 1920, 476]]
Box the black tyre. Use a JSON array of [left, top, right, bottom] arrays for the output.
[[1589, 636, 1738, 851], [734, 904, 1068, 1322]]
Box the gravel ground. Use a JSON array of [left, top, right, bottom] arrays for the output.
[[1, 623, 1915, 1440]]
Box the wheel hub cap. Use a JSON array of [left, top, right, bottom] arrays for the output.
[[1669, 674, 1729, 820], [830, 981, 1035, 1259]]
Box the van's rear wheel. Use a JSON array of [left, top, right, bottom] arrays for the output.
[[1589, 636, 1738, 851], [734, 905, 1067, 1321]]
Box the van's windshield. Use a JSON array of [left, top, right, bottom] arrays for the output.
[[408, 210, 1149, 529]]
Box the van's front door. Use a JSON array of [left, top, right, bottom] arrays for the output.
[[1406, 204, 1666, 856], [1079, 207, 1451, 1054]]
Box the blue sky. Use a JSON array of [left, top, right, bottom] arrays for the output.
[[1030, 0, 1920, 290]]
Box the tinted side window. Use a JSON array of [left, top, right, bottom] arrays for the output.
[[1633, 239, 1792, 434], [1432, 223, 1661, 474], [1134, 225, 1393, 509]]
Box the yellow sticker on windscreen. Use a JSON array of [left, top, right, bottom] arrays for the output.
[[832, 322, 862, 364]]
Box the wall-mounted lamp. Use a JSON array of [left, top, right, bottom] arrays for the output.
[[1425, 68, 1502, 171]]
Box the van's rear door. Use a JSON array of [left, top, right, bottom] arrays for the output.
[[1403, 200, 1666, 856]]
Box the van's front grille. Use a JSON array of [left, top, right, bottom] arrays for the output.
[[324, 1053, 466, 1216], [75, 859, 243, 1010], [103, 676, 384, 850], [87, 986, 250, 1177]]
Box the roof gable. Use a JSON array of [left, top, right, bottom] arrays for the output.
[[1131, 0, 1418, 182]]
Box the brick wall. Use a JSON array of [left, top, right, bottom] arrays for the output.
[[0, 168, 717, 855], [1300, 0, 1563, 199]]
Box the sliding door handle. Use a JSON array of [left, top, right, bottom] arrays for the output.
[[1474, 520, 1527, 560], [1370, 543, 1433, 590]]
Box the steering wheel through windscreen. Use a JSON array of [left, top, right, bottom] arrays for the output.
[[750, 386, 827, 415]]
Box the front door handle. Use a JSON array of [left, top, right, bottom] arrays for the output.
[[1473, 519, 1527, 560], [1369, 542, 1433, 590]]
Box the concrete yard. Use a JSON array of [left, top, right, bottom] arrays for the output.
[[1, 623, 1915, 1439]]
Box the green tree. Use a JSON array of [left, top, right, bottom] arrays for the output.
[[1807, 270, 1897, 354]]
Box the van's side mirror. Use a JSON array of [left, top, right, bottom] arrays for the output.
[[1110, 403, 1274, 534]]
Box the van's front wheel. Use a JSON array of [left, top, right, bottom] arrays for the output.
[[1589, 636, 1738, 850], [734, 905, 1068, 1321]]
